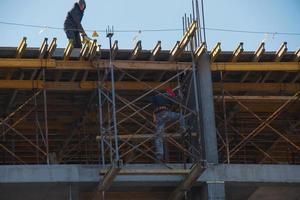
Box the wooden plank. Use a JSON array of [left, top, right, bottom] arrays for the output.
[[150, 41, 161, 61], [210, 42, 221, 62], [130, 40, 142, 60], [194, 42, 206, 60], [16, 37, 27, 59], [63, 40, 74, 60], [47, 38, 57, 59], [169, 20, 197, 61], [232, 42, 244, 62], [0, 58, 299, 71], [0, 80, 299, 93], [253, 42, 265, 62], [39, 38, 48, 59], [275, 42, 287, 62]]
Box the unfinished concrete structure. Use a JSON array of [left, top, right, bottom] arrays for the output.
[[0, 8, 300, 200]]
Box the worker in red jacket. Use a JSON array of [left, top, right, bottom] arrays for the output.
[[64, 0, 88, 48]]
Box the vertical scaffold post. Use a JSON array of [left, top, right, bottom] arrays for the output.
[[106, 26, 120, 162], [42, 67, 50, 164]]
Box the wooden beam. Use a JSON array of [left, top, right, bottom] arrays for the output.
[[169, 20, 197, 61], [0, 80, 299, 93], [150, 41, 161, 61], [63, 40, 74, 60], [47, 38, 57, 59], [97, 161, 122, 192], [169, 41, 180, 61], [39, 38, 48, 59], [79, 41, 91, 60], [214, 95, 300, 101], [294, 49, 300, 62], [130, 40, 142, 60], [210, 42, 221, 62], [232, 42, 244, 62], [253, 42, 265, 62], [213, 82, 300, 93], [275, 42, 287, 62], [112, 40, 118, 60], [168, 163, 205, 200], [16, 37, 27, 59], [88, 41, 99, 60], [0, 58, 299, 71], [211, 62, 300, 71], [194, 42, 206, 60]]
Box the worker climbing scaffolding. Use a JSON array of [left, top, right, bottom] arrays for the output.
[[64, 0, 91, 48], [152, 87, 187, 161]]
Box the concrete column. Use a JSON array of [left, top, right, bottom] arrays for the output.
[[69, 183, 79, 200], [196, 53, 218, 164], [192, 182, 226, 200]]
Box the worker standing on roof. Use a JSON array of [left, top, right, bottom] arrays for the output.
[[152, 88, 186, 161], [64, 0, 89, 48]]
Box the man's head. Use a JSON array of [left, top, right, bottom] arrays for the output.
[[166, 87, 176, 97], [78, 0, 86, 11]]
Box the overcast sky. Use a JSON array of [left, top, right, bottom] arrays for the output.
[[0, 0, 299, 51]]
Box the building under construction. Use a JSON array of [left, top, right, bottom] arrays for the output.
[[0, 2, 300, 200]]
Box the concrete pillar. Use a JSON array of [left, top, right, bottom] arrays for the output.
[[192, 182, 226, 200], [196, 53, 218, 164], [69, 183, 79, 200]]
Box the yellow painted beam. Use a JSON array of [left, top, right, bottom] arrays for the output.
[[194, 42, 206, 60], [79, 41, 91, 60], [213, 82, 300, 93], [130, 40, 142, 60], [295, 49, 300, 62], [214, 95, 300, 101], [39, 38, 48, 59], [169, 20, 197, 61], [253, 42, 265, 62], [150, 41, 161, 61], [275, 42, 287, 62], [210, 42, 221, 62], [16, 37, 27, 59], [232, 42, 244, 62], [88, 40, 98, 60], [211, 62, 300, 71], [63, 40, 74, 60], [48, 38, 57, 59], [0, 80, 298, 93], [0, 59, 56, 68], [0, 58, 299, 71], [112, 40, 118, 59]]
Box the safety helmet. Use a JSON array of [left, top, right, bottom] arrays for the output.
[[166, 87, 176, 97]]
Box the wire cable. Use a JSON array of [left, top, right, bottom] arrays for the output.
[[0, 20, 300, 36]]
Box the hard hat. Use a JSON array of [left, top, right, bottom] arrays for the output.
[[166, 87, 176, 97]]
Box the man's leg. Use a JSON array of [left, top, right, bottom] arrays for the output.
[[73, 31, 82, 48], [65, 30, 75, 44], [167, 111, 186, 131], [155, 112, 167, 160]]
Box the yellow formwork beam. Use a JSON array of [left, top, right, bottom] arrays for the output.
[[211, 62, 300, 71], [0, 58, 299, 71], [0, 80, 298, 93]]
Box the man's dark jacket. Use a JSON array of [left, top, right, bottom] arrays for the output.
[[64, 3, 85, 32], [152, 93, 174, 109]]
